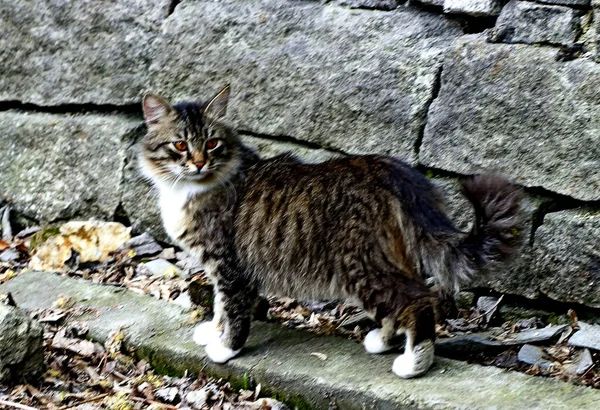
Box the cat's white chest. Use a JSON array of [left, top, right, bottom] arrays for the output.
[[157, 182, 210, 241], [158, 187, 190, 240]]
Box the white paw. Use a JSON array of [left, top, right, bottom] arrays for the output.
[[205, 340, 241, 363], [364, 329, 392, 354], [193, 321, 222, 346], [392, 353, 417, 378], [392, 340, 434, 379]]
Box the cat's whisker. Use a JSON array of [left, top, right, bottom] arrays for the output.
[[211, 169, 237, 212]]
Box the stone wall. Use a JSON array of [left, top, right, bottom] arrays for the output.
[[0, 0, 598, 307]]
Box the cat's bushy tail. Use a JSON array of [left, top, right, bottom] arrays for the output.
[[423, 175, 524, 293]]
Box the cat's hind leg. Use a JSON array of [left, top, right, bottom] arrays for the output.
[[363, 317, 403, 354], [357, 275, 435, 377], [392, 298, 436, 379]]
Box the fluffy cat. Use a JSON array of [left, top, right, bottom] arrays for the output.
[[139, 85, 523, 378]]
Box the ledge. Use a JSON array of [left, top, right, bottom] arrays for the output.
[[2, 271, 598, 409]]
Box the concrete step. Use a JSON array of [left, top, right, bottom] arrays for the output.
[[2, 271, 598, 410]]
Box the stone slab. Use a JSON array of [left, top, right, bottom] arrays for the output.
[[532, 210, 600, 307], [421, 35, 600, 201], [0, 303, 44, 383], [436, 325, 570, 358], [0, 111, 139, 222], [0, 0, 169, 105], [149, 0, 462, 163], [2, 271, 600, 409], [569, 322, 600, 350], [492, 1, 582, 46]]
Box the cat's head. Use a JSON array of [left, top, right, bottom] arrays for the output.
[[139, 85, 242, 187]]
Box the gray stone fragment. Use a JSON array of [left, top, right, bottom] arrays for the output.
[[185, 389, 209, 409], [156, 387, 180, 403], [173, 292, 193, 311], [0, 248, 19, 262], [143, 259, 185, 278], [0, 303, 44, 383], [176, 256, 204, 275], [575, 349, 594, 375], [517, 344, 553, 369], [436, 325, 570, 357], [421, 36, 600, 201], [0, 0, 169, 105], [491, 1, 582, 46], [158, 247, 176, 260], [511, 325, 571, 344], [0, 112, 138, 222], [532, 210, 600, 307], [444, 0, 503, 16], [569, 322, 600, 350], [149, 0, 462, 163], [538, 0, 590, 6], [123, 233, 163, 256]]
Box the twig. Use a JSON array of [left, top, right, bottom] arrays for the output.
[[0, 399, 40, 410], [130, 396, 179, 409], [58, 393, 109, 410]]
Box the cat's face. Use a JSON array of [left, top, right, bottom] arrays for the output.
[[140, 86, 241, 186]]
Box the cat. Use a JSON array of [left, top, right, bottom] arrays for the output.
[[139, 85, 523, 378]]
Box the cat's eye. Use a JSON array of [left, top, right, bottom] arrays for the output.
[[205, 139, 220, 150], [173, 140, 188, 151]]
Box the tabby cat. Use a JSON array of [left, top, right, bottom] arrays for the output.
[[139, 85, 523, 378]]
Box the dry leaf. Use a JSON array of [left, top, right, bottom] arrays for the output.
[[309, 352, 327, 361], [29, 221, 131, 271]]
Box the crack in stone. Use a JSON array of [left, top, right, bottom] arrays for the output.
[[166, 0, 181, 17], [238, 129, 348, 156], [113, 125, 145, 226], [0, 100, 141, 116], [414, 62, 443, 160]]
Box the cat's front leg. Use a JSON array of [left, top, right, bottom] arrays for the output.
[[193, 286, 224, 346], [193, 268, 256, 363]]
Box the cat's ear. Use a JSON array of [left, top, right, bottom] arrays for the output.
[[142, 92, 172, 125], [204, 85, 230, 119]]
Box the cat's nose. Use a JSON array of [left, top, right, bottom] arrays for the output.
[[194, 161, 205, 170]]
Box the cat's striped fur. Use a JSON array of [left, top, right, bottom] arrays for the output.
[[139, 86, 523, 378]]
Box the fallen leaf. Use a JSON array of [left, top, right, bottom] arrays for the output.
[[52, 328, 104, 357], [309, 352, 327, 361], [29, 221, 131, 271]]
